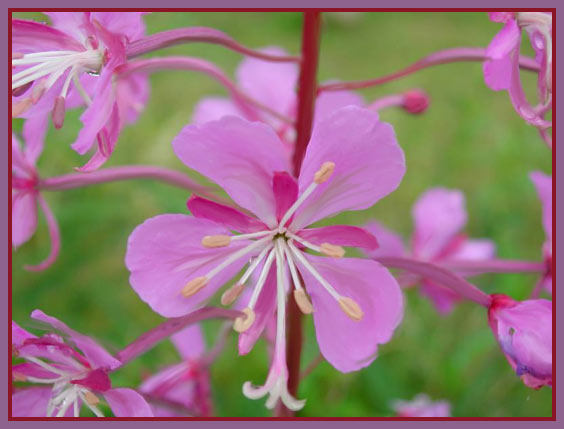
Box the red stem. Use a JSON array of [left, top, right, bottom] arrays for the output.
[[277, 11, 322, 418]]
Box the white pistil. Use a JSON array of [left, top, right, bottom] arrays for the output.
[[274, 240, 287, 354], [206, 235, 272, 279], [279, 240, 304, 291]]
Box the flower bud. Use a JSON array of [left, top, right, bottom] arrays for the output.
[[402, 90, 429, 115]]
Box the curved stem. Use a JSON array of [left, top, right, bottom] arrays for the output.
[[37, 165, 230, 206], [117, 57, 293, 125], [375, 256, 492, 308], [115, 307, 242, 367], [126, 27, 301, 63], [442, 259, 546, 275], [319, 47, 539, 92]]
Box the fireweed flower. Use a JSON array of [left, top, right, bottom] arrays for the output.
[[392, 394, 451, 417], [12, 12, 149, 171], [192, 47, 364, 148], [488, 294, 552, 389], [365, 188, 496, 314], [12, 122, 60, 271], [483, 12, 552, 128], [126, 106, 405, 410], [139, 325, 212, 417], [11, 310, 153, 417], [530, 171, 552, 294]]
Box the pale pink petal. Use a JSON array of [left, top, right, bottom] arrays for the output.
[[12, 387, 54, 417], [412, 188, 467, 260], [116, 72, 150, 125], [298, 254, 403, 372], [173, 116, 291, 228], [419, 280, 460, 315], [530, 171, 552, 243], [22, 115, 48, 165], [298, 225, 378, 250], [291, 107, 405, 230], [483, 20, 520, 91], [30, 310, 121, 370], [489, 12, 515, 23], [393, 394, 451, 417], [11, 134, 31, 177], [192, 97, 243, 124], [363, 221, 406, 258], [12, 321, 36, 346], [104, 388, 154, 417], [139, 363, 196, 414], [236, 46, 298, 119], [12, 19, 83, 53], [273, 171, 298, 222], [187, 196, 267, 233], [12, 191, 38, 248], [171, 325, 206, 361], [126, 214, 255, 317], [24, 195, 61, 271], [449, 239, 496, 261], [43, 12, 92, 43], [91, 12, 147, 42], [313, 90, 364, 125]]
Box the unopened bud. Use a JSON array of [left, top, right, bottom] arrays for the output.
[[402, 90, 429, 115], [221, 283, 245, 306], [294, 289, 313, 314], [338, 297, 363, 321], [181, 276, 208, 298], [234, 307, 255, 333], [320, 243, 345, 258], [314, 161, 335, 184], [202, 235, 231, 248]]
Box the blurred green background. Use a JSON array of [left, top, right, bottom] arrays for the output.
[[12, 12, 552, 417]]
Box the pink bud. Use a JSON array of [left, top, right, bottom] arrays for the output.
[[402, 90, 429, 114], [52, 96, 66, 129], [488, 12, 515, 23], [488, 294, 552, 389]]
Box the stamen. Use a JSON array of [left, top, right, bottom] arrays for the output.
[[320, 243, 345, 258], [52, 96, 66, 129], [12, 81, 32, 97], [234, 307, 255, 333], [181, 276, 209, 298], [238, 244, 273, 286], [313, 161, 335, 184], [247, 248, 277, 309], [78, 390, 104, 417], [31, 80, 47, 104], [12, 372, 28, 382], [72, 73, 92, 105], [338, 297, 364, 321], [279, 240, 304, 291], [293, 289, 313, 314], [286, 231, 321, 252], [202, 235, 231, 248], [83, 391, 99, 405], [12, 98, 32, 117], [220, 283, 245, 306]]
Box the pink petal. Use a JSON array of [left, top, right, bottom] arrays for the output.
[[22, 115, 48, 165], [90, 12, 147, 43], [298, 225, 378, 250], [24, 195, 61, 271], [313, 90, 364, 125], [530, 171, 552, 244], [273, 171, 298, 222], [172, 116, 291, 228], [291, 107, 405, 230], [363, 221, 406, 258], [298, 254, 403, 373], [126, 214, 254, 317], [449, 239, 496, 261], [12, 387, 55, 417], [187, 196, 267, 233], [171, 325, 206, 361], [139, 363, 196, 413], [12, 321, 36, 346], [12, 191, 38, 248], [412, 188, 467, 260], [483, 20, 520, 91], [30, 310, 121, 370], [13, 362, 60, 380], [192, 97, 243, 124], [419, 280, 460, 315], [12, 19, 84, 53], [71, 368, 112, 392], [238, 263, 277, 355], [44, 12, 93, 43], [115, 72, 150, 125], [11, 134, 31, 177], [104, 388, 154, 417], [236, 46, 298, 120]]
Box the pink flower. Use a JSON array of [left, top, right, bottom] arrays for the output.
[[12, 121, 60, 271], [488, 294, 552, 389], [139, 325, 212, 417], [12, 310, 153, 417], [530, 171, 552, 293], [483, 12, 552, 128], [392, 394, 451, 417], [192, 47, 364, 149], [126, 106, 405, 410], [12, 12, 149, 171], [365, 188, 496, 314]]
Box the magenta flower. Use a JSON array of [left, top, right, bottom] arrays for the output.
[[392, 394, 451, 417], [483, 12, 552, 128], [139, 325, 212, 417], [126, 106, 405, 410], [12, 122, 60, 271], [488, 294, 552, 389], [365, 188, 496, 314], [12, 12, 149, 171], [12, 310, 153, 417], [192, 46, 364, 148], [530, 171, 552, 293]]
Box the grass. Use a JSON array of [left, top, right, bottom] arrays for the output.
[[12, 11, 552, 417]]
